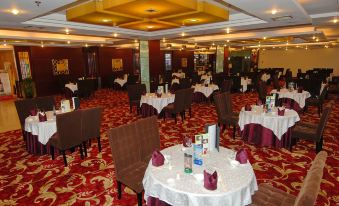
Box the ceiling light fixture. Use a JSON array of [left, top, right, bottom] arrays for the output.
[[147, 26, 154, 29], [65, 28, 69, 34], [271, 9, 277, 15], [85, 44, 88, 47], [181, 32, 185, 37], [102, 19, 111, 23], [11, 9, 20, 15], [67, 41, 70, 44], [312, 36, 316, 40], [100, 44, 104, 47], [113, 33, 118, 37], [333, 18, 338, 23], [316, 38, 319, 42], [3, 40, 7, 47], [212, 42, 215, 46], [162, 38, 166, 43], [263, 37, 267, 40], [134, 39, 138, 43], [226, 27, 230, 34], [226, 39, 230, 42], [189, 19, 198, 22]]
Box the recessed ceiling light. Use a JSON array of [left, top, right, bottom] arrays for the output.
[[102, 19, 111, 23], [147, 26, 154, 29], [312, 36, 315, 39], [113, 33, 118, 37], [67, 41, 70, 44], [226, 39, 230, 42], [85, 44, 88, 47], [271, 9, 277, 15], [333, 18, 338, 23], [11, 9, 20, 15], [212, 42, 215, 46], [263, 37, 267, 40], [162, 38, 166, 43], [65, 28, 69, 34], [134, 39, 138, 43], [226, 27, 230, 34], [189, 19, 198, 22], [316, 38, 319, 42], [181, 32, 185, 37], [100, 44, 104, 47]]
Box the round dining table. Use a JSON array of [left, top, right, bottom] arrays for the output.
[[140, 93, 175, 117], [143, 144, 258, 206], [65, 83, 78, 92], [238, 106, 300, 148], [271, 88, 311, 111]]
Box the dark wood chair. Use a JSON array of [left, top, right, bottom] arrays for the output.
[[251, 151, 327, 206], [291, 106, 332, 153], [213, 92, 239, 139], [163, 89, 186, 123], [35, 96, 55, 111], [127, 84, 146, 114], [14, 99, 36, 143], [108, 116, 160, 206], [48, 110, 84, 166], [305, 85, 328, 116], [257, 81, 267, 103], [221, 80, 232, 93], [183, 88, 194, 118], [81, 107, 103, 157]]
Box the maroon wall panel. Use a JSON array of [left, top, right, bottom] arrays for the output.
[[149, 40, 164, 79], [172, 50, 194, 74]]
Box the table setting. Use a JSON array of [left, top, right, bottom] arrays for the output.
[[271, 87, 311, 111], [192, 84, 219, 102], [140, 92, 175, 117]]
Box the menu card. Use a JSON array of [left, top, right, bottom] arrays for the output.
[[61, 99, 71, 113], [204, 124, 220, 152], [194, 135, 203, 165], [184, 153, 193, 173]]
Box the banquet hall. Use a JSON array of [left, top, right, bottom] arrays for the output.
[[0, 0, 338, 205]]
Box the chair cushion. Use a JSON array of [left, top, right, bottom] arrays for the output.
[[292, 125, 317, 141], [117, 161, 148, 194], [251, 183, 296, 206]]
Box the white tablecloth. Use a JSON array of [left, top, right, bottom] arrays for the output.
[[24, 111, 60, 145], [114, 78, 128, 87], [193, 84, 219, 97], [200, 75, 212, 81], [171, 79, 180, 85], [241, 78, 252, 92], [271, 89, 311, 108], [65, 83, 78, 92], [140, 93, 175, 114], [172, 73, 185, 79], [238, 107, 300, 140], [143, 145, 258, 206]]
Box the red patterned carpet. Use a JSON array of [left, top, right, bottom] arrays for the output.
[[0, 89, 338, 206]]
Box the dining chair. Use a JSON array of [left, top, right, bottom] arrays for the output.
[[183, 88, 194, 118], [251, 151, 327, 206], [291, 106, 332, 153], [305, 85, 328, 116], [221, 80, 232, 93], [108, 116, 160, 206], [213, 92, 239, 139], [179, 78, 191, 89], [35, 96, 55, 111], [14, 98, 36, 142], [163, 89, 186, 123], [127, 84, 146, 114], [48, 110, 84, 166], [81, 107, 103, 157], [257, 81, 267, 103]]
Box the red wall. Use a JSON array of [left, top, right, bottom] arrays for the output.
[[172, 50, 194, 73], [149, 40, 164, 79]]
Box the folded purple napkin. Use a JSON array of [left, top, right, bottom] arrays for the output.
[[156, 93, 162, 98], [236, 148, 248, 164], [38, 112, 47, 122], [183, 136, 192, 147], [30, 109, 37, 116], [204, 170, 218, 190], [152, 150, 165, 167], [245, 104, 252, 111], [298, 87, 303, 93], [278, 108, 285, 116], [256, 99, 262, 106]]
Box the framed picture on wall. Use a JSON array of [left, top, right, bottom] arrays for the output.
[[52, 59, 69, 75], [181, 58, 188, 68], [112, 58, 123, 71]]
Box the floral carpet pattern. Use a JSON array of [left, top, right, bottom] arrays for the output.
[[0, 89, 338, 206]]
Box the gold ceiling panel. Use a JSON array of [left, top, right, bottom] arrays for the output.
[[66, 1, 141, 26], [102, 0, 197, 18], [66, 0, 229, 31], [160, 2, 229, 26]]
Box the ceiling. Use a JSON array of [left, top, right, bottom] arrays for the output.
[[0, 0, 338, 49]]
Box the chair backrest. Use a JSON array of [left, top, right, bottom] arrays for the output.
[[127, 84, 146, 102], [318, 85, 328, 102], [213, 92, 228, 121], [273, 75, 280, 89], [294, 151, 327, 206], [81, 107, 103, 141], [316, 107, 332, 140], [258, 81, 267, 101], [35, 96, 55, 111], [221, 80, 232, 93], [184, 88, 194, 110], [173, 89, 186, 112], [223, 92, 234, 114], [14, 99, 36, 128], [179, 78, 191, 89], [108, 116, 160, 180], [55, 110, 83, 150]]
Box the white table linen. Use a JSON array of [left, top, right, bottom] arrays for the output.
[[65, 83, 78, 92], [172, 73, 185, 79], [192, 84, 219, 98], [171, 79, 180, 85], [24, 111, 60, 145], [238, 107, 300, 140], [114, 77, 128, 87], [200, 74, 212, 81], [143, 144, 258, 206], [241, 77, 252, 92], [140, 93, 175, 114], [271, 88, 311, 108], [197, 70, 206, 76]]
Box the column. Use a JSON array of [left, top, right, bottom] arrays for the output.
[[216, 45, 224, 73], [139, 40, 150, 92]]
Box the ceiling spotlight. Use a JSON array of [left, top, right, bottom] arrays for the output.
[[65, 28, 69, 34], [3, 41, 7, 46], [162, 38, 166, 43], [305, 46, 308, 50], [226, 27, 230, 34], [226, 39, 230, 42], [212, 42, 215, 46], [325, 45, 329, 48], [147, 25, 154, 29], [271, 9, 277, 15], [41, 43, 44, 48], [134, 39, 138, 43], [263, 37, 267, 40], [67, 41, 70, 44], [333, 18, 338, 23], [224, 44, 227, 47], [11, 9, 20, 15], [189, 19, 198, 22], [85, 44, 88, 47], [102, 19, 111, 23], [113, 33, 118, 37], [181, 32, 185, 37], [312, 36, 316, 39], [316, 38, 319, 42], [100, 44, 104, 47]]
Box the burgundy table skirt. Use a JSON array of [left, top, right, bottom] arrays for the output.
[[147, 197, 171, 206], [140, 103, 172, 118], [24, 131, 54, 155], [278, 98, 303, 112], [193, 92, 209, 103], [241, 123, 292, 149]]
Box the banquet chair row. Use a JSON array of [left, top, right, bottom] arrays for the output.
[[127, 84, 146, 114], [108, 116, 160, 206], [292, 102, 333, 153], [251, 151, 327, 206], [48, 107, 103, 166], [164, 88, 193, 123], [213, 92, 239, 139]]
